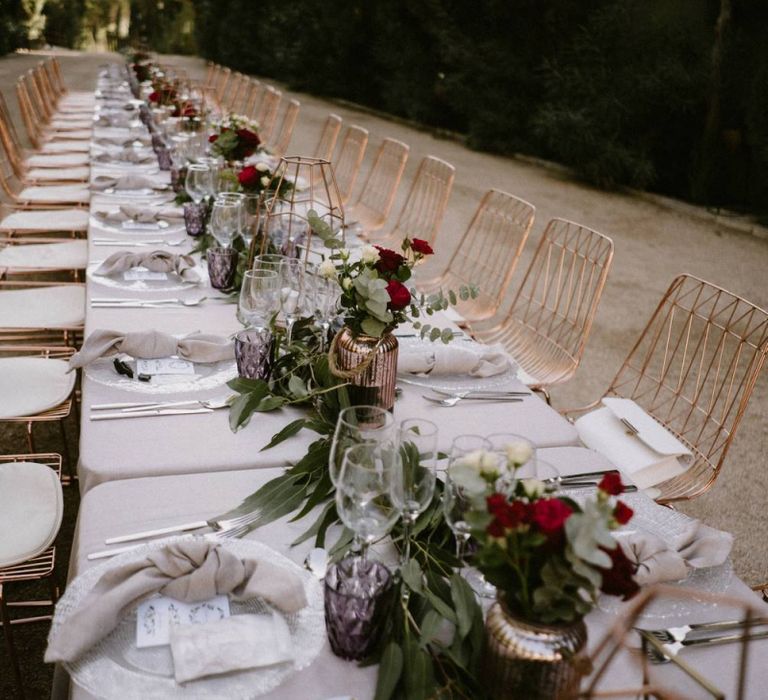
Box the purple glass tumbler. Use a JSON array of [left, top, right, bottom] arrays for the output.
[[183, 201, 207, 237], [206, 246, 238, 291], [234, 328, 273, 380]]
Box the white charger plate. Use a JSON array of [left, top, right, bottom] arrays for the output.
[[86, 262, 206, 292]]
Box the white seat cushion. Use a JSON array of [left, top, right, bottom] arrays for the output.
[[26, 165, 90, 182], [25, 153, 90, 168], [0, 285, 85, 328], [18, 184, 90, 204], [0, 356, 75, 419], [0, 239, 88, 269], [40, 141, 90, 154], [51, 111, 92, 121], [49, 120, 93, 131], [0, 461, 63, 568], [0, 208, 88, 232], [43, 129, 92, 141]]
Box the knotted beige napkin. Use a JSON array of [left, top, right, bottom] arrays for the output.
[[398, 341, 512, 377], [619, 521, 733, 586], [68, 329, 234, 369], [94, 149, 155, 164], [44, 539, 308, 663], [94, 136, 151, 148], [94, 251, 199, 282], [91, 175, 167, 192], [94, 205, 183, 225]]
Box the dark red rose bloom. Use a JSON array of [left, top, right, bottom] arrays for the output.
[[498, 501, 529, 529], [181, 105, 197, 118], [236, 128, 261, 147], [411, 238, 434, 255], [386, 280, 411, 310], [486, 519, 506, 538], [531, 498, 572, 535], [238, 165, 260, 189], [613, 500, 633, 525], [208, 134, 218, 143], [598, 472, 624, 496], [374, 246, 406, 274], [598, 545, 640, 601], [486, 493, 508, 514], [148, 91, 159, 103]]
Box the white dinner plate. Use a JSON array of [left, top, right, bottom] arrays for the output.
[[86, 262, 206, 292]]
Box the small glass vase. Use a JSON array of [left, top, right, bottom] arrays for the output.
[[483, 597, 589, 700], [332, 326, 398, 412]]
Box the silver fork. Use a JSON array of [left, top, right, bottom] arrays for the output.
[[91, 297, 209, 308], [423, 394, 523, 407], [643, 625, 768, 664], [92, 239, 185, 247], [91, 398, 231, 412]]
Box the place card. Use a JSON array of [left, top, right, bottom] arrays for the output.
[[123, 268, 168, 281], [122, 221, 160, 231], [136, 594, 230, 648], [136, 357, 195, 376]]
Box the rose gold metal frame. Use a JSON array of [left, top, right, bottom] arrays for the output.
[[372, 155, 455, 247], [245, 79, 264, 119], [225, 72, 247, 113], [256, 87, 282, 144], [270, 99, 300, 157], [419, 189, 535, 323], [471, 218, 614, 390], [565, 274, 768, 504], [214, 67, 232, 107], [333, 125, 369, 204], [314, 113, 343, 161], [0, 452, 63, 697], [346, 137, 409, 235]]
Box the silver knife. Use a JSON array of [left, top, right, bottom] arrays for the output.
[[90, 407, 214, 420]]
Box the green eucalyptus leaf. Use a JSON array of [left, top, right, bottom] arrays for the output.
[[448, 289, 457, 305], [374, 643, 403, 700], [361, 317, 387, 337], [429, 327, 441, 342], [450, 574, 477, 639], [260, 418, 308, 451]]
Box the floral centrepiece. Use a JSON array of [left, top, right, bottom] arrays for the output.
[[209, 114, 261, 163]]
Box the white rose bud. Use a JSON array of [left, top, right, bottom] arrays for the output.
[[342, 277, 353, 291], [521, 478, 545, 500], [255, 162, 269, 172], [339, 248, 350, 261], [260, 176, 271, 188], [319, 259, 337, 280], [361, 245, 380, 265], [478, 451, 503, 478], [505, 440, 533, 468]]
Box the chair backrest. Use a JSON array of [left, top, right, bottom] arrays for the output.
[[604, 274, 768, 502], [28, 68, 52, 122], [332, 125, 369, 204], [0, 127, 20, 198], [314, 113, 342, 161], [244, 79, 263, 118], [387, 155, 455, 246], [223, 72, 243, 112], [256, 87, 281, 143], [34, 62, 57, 117], [15, 78, 42, 148], [441, 189, 535, 321], [271, 98, 300, 157], [351, 137, 409, 230], [214, 67, 231, 105], [203, 62, 216, 89], [501, 218, 614, 385], [50, 57, 67, 95], [0, 92, 26, 177]]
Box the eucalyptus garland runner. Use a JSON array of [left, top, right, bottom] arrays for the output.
[[226, 321, 486, 699]]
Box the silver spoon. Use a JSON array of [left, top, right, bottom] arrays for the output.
[[422, 394, 524, 407], [92, 238, 184, 247]]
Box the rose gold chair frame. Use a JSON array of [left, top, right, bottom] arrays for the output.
[[472, 218, 614, 391], [25, 69, 91, 134], [314, 113, 343, 161], [256, 87, 282, 144], [566, 274, 768, 504], [346, 137, 409, 234], [372, 155, 455, 248], [270, 98, 300, 157], [0, 452, 64, 696], [203, 62, 217, 90], [214, 66, 232, 107], [245, 78, 264, 118], [419, 189, 535, 323], [333, 125, 369, 204], [225, 72, 247, 113]]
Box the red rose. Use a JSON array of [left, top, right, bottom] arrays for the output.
[[531, 498, 572, 535], [486, 519, 506, 538], [486, 493, 507, 514], [386, 280, 411, 310], [182, 105, 197, 118], [411, 238, 434, 255], [208, 134, 218, 143], [148, 91, 159, 103], [236, 128, 261, 147], [598, 472, 624, 496], [238, 165, 260, 190], [598, 545, 640, 601], [374, 246, 406, 274], [613, 500, 633, 525]]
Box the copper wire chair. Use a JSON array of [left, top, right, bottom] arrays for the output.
[[472, 218, 614, 391], [214, 66, 232, 107], [371, 155, 455, 247], [314, 113, 343, 161], [346, 137, 409, 235], [256, 86, 282, 144], [418, 189, 535, 323], [565, 274, 768, 504], [225, 71, 247, 112], [270, 98, 300, 157], [332, 125, 369, 204], [244, 78, 264, 118]]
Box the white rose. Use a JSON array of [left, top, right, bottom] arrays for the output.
[[342, 277, 353, 291], [319, 259, 337, 280], [505, 440, 533, 467], [360, 245, 380, 265], [339, 248, 350, 261], [260, 176, 271, 188], [457, 449, 501, 479], [521, 478, 545, 500], [255, 162, 269, 172]]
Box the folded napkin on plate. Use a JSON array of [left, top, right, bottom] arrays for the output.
[[93, 136, 151, 148], [619, 520, 733, 586], [44, 539, 307, 663], [91, 175, 167, 192], [94, 114, 131, 128], [94, 251, 198, 282], [170, 613, 294, 683], [68, 329, 234, 369], [575, 398, 694, 489], [94, 205, 183, 224], [93, 148, 154, 164], [398, 341, 512, 378]]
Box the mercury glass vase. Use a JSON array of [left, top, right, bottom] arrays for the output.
[[483, 598, 589, 700]]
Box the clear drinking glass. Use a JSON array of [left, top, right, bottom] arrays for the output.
[[184, 163, 211, 204], [329, 406, 396, 487], [241, 193, 263, 250], [486, 432, 535, 493], [209, 199, 239, 248], [279, 258, 315, 344], [311, 273, 341, 351], [238, 269, 281, 329], [216, 192, 246, 242]]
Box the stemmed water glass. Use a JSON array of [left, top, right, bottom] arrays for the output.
[[238, 269, 281, 329], [184, 163, 211, 204], [209, 199, 240, 248], [241, 193, 263, 252], [216, 192, 246, 242], [390, 419, 438, 566], [279, 258, 315, 344], [311, 272, 341, 351]]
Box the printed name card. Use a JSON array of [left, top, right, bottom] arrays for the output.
[[136, 594, 231, 648], [136, 357, 195, 376], [122, 221, 160, 231], [123, 268, 168, 281]]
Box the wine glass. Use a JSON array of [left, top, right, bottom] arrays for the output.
[[216, 192, 246, 241], [329, 406, 396, 488], [279, 258, 315, 344], [241, 193, 263, 251], [485, 432, 535, 493], [238, 269, 281, 329], [335, 442, 401, 562], [252, 253, 287, 274], [209, 199, 239, 248], [184, 163, 210, 204], [390, 418, 438, 566], [311, 272, 341, 351], [196, 156, 220, 198]]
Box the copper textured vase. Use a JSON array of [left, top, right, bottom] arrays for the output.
[[333, 327, 398, 411], [483, 599, 588, 700]]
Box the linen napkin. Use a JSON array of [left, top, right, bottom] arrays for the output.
[[398, 341, 512, 377], [94, 114, 131, 128], [68, 329, 234, 369], [619, 520, 733, 586], [93, 136, 151, 148], [91, 174, 167, 192], [574, 398, 694, 489], [94, 204, 183, 225], [93, 149, 155, 165], [45, 539, 307, 663], [94, 251, 199, 282], [170, 613, 294, 683]]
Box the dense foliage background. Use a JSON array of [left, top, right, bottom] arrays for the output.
[[1, 0, 766, 214]]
